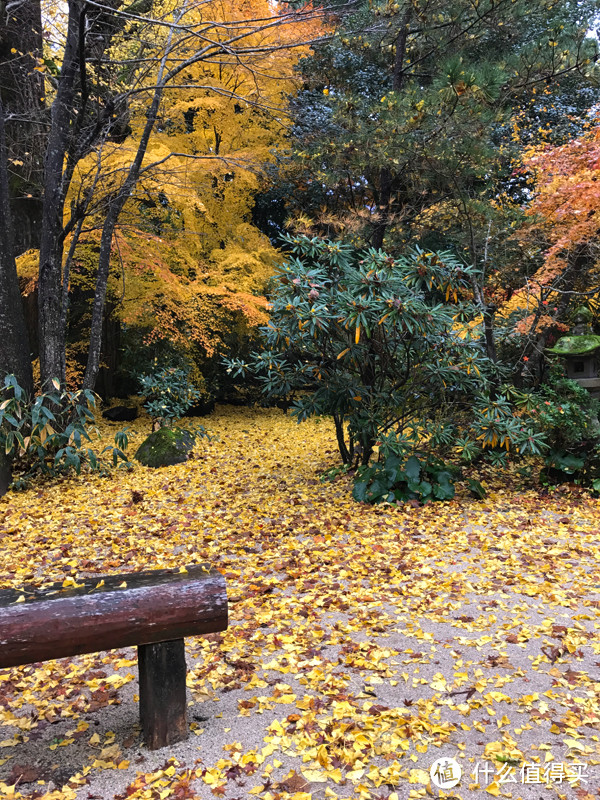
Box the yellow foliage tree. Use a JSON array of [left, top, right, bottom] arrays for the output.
[[62, 0, 324, 383], [15, 0, 325, 390]]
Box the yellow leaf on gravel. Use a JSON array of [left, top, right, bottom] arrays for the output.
[[563, 738, 585, 751], [409, 769, 430, 784], [99, 743, 121, 760], [203, 768, 222, 784], [302, 768, 328, 782], [346, 768, 366, 782]]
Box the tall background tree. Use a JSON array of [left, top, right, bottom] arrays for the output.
[[270, 0, 600, 367], [0, 0, 45, 255], [2, 0, 329, 392], [0, 0, 45, 394]]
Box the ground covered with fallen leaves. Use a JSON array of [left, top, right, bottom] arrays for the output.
[[1, 406, 600, 800]]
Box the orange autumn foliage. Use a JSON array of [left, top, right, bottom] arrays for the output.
[[523, 125, 600, 279], [501, 125, 600, 335]]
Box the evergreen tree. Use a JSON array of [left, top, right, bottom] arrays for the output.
[[276, 0, 599, 365], [285, 0, 599, 253]]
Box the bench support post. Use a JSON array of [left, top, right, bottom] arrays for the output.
[[138, 639, 187, 750]]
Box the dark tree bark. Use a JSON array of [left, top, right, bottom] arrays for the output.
[[0, 99, 33, 394], [0, 451, 11, 496], [371, 9, 410, 251], [38, 0, 83, 388], [333, 412, 352, 463], [0, 0, 45, 256]]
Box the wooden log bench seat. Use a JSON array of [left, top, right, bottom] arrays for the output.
[[0, 564, 228, 749]]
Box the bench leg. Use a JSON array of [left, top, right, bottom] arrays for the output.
[[138, 638, 188, 749]]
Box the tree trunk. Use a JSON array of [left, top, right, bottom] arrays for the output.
[[371, 167, 393, 251], [83, 45, 170, 390], [333, 413, 351, 463], [0, 0, 45, 256], [370, 10, 410, 251], [482, 307, 498, 364], [0, 99, 33, 394], [0, 451, 12, 497], [38, 0, 82, 389]]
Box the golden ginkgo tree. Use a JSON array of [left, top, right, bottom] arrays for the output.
[[3, 0, 329, 392]]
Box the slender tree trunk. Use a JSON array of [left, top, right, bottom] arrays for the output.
[[333, 413, 351, 463], [0, 98, 33, 497], [482, 307, 498, 364], [470, 271, 498, 364], [38, 0, 82, 389], [371, 9, 410, 251], [371, 168, 393, 251], [0, 99, 33, 394], [0, 0, 45, 256], [0, 451, 11, 496], [83, 23, 173, 390]]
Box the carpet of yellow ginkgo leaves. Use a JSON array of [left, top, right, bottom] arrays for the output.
[[1, 405, 600, 800]]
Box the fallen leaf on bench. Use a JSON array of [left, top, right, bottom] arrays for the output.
[[62, 577, 84, 589], [118, 581, 127, 588], [14, 595, 25, 603]]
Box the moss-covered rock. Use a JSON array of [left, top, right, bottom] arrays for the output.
[[547, 334, 600, 356], [134, 427, 195, 468]]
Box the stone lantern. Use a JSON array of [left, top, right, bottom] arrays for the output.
[[546, 306, 600, 398]]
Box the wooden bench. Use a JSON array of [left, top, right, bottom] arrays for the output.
[[0, 564, 228, 749]]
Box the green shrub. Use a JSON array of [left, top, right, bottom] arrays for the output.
[[0, 374, 130, 488], [535, 370, 600, 484], [137, 366, 202, 428], [537, 375, 599, 451], [226, 234, 495, 467], [353, 453, 456, 504]]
